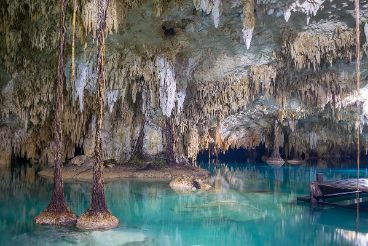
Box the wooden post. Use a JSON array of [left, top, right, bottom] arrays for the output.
[[310, 182, 323, 204], [316, 173, 324, 183]]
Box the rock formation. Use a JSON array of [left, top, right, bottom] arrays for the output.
[[0, 0, 368, 167]]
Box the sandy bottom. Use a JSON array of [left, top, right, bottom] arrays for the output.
[[38, 165, 210, 182]]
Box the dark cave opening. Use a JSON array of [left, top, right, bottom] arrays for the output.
[[196, 144, 368, 168], [10, 152, 32, 181], [74, 145, 85, 156], [197, 144, 267, 163]]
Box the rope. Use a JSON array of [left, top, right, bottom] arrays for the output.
[[355, 0, 361, 92], [355, 0, 361, 190], [354, 0, 361, 230]]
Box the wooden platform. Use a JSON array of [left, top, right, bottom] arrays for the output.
[[297, 174, 368, 211]]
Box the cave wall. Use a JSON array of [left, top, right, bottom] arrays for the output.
[[0, 0, 368, 166]]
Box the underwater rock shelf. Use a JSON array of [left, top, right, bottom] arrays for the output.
[[298, 176, 368, 211], [38, 165, 210, 182]]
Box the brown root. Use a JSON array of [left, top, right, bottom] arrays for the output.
[[34, 208, 77, 226], [76, 210, 119, 230]]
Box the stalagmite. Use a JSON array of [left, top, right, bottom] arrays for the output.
[[309, 132, 318, 149], [266, 119, 284, 166]]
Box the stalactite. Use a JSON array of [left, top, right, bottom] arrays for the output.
[[74, 62, 94, 112], [82, 0, 118, 38], [193, 0, 222, 28], [71, 0, 77, 83], [364, 22, 368, 56], [153, 0, 171, 17], [242, 0, 255, 49], [249, 64, 277, 97], [186, 128, 199, 162], [212, 0, 222, 28], [284, 9, 291, 22], [156, 56, 177, 118], [183, 74, 251, 131], [0, 0, 365, 166], [282, 24, 355, 70], [285, 0, 326, 25], [106, 90, 119, 113], [176, 91, 186, 113], [222, 126, 263, 151]]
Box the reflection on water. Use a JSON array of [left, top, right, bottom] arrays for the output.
[[0, 162, 368, 245]]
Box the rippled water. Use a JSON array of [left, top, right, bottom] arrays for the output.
[[1, 161, 368, 246]]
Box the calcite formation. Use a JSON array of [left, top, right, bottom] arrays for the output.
[[0, 0, 368, 167], [242, 0, 255, 49], [282, 22, 355, 70]]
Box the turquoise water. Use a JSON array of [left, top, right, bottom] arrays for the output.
[[1, 162, 368, 246]]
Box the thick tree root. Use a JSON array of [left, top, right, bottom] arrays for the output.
[[76, 211, 119, 230], [34, 209, 77, 226]]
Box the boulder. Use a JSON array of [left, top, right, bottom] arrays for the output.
[[69, 155, 94, 167]]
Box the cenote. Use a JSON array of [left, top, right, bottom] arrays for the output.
[[2, 0, 368, 245], [1, 161, 368, 245]]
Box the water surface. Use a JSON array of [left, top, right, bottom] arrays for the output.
[[1, 161, 368, 246]]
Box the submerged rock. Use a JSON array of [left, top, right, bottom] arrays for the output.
[[169, 175, 212, 192]]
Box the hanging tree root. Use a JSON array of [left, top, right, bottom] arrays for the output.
[[76, 210, 119, 230], [34, 207, 77, 226]]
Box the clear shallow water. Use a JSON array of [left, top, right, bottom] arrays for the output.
[[1, 162, 368, 246]]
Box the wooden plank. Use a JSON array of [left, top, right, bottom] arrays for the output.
[[297, 178, 368, 212], [323, 190, 363, 198], [319, 179, 368, 192]]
